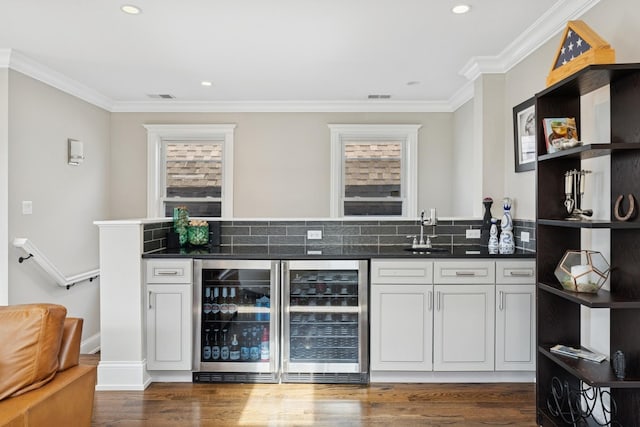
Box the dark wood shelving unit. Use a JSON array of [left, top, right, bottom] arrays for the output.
[[537, 142, 640, 162], [537, 219, 640, 229], [536, 63, 640, 426], [538, 282, 640, 309], [539, 346, 640, 388]]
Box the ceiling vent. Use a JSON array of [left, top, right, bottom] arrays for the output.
[[368, 94, 391, 99], [147, 94, 176, 99]]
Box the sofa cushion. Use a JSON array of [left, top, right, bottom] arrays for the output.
[[58, 318, 83, 371], [0, 304, 67, 400]]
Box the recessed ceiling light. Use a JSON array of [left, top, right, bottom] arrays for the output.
[[121, 4, 141, 14], [452, 4, 471, 14], [201, 81, 213, 87]]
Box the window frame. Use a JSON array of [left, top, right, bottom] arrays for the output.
[[329, 124, 420, 218], [145, 124, 235, 218]]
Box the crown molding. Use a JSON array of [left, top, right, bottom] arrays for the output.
[[0, 49, 11, 67], [459, 0, 601, 81], [110, 99, 454, 113], [1, 49, 113, 111], [448, 80, 474, 111]]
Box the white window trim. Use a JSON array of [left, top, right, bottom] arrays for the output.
[[329, 124, 421, 218], [145, 124, 235, 218]]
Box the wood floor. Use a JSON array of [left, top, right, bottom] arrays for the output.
[[81, 355, 537, 426]]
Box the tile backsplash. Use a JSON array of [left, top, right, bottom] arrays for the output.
[[143, 219, 536, 254]]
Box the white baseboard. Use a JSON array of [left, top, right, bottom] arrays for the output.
[[149, 371, 192, 382], [370, 370, 535, 383], [96, 360, 152, 391]]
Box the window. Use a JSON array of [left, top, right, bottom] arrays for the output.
[[329, 124, 420, 217], [145, 124, 235, 218]]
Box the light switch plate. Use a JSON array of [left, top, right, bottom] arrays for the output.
[[22, 201, 33, 215], [307, 230, 322, 240], [521, 231, 530, 243], [466, 229, 481, 239]]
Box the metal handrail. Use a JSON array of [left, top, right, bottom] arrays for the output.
[[13, 238, 100, 289]]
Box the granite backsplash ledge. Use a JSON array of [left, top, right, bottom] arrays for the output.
[[143, 219, 536, 254]]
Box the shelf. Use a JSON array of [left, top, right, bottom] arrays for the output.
[[537, 143, 640, 162], [536, 63, 640, 98], [537, 218, 640, 229], [538, 282, 640, 309], [539, 345, 640, 388]]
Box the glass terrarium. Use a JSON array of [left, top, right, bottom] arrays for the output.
[[554, 250, 610, 293]]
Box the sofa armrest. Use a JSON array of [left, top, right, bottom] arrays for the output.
[[58, 318, 83, 371]]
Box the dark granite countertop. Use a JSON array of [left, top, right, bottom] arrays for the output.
[[142, 244, 535, 260]]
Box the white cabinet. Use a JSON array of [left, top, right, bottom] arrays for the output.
[[371, 258, 535, 379], [145, 259, 193, 371], [495, 261, 536, 371], [432, 260, 496, 372], [433, 284, 495, 371], [370, 260, 433, 371]]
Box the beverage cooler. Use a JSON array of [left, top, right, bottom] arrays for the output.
[[193, 259, 368, 384], [282, 260, 368, 384], [193, 260, 280, 383]]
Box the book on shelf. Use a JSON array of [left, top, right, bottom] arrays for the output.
[[550, 344, 607, 363], [542, 117, 580, 153]]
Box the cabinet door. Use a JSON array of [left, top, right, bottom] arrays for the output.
[[370, 284, 433, 371], [147, 284, 192, 370], [433, 284, 494, 371], [495, 284, 536, 371]]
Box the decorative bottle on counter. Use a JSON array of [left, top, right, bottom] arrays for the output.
[[488, 218, 499, 254], [481, 197, 493, 246], [499, 197, 515, 254]]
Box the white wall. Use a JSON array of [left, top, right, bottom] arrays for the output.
[[7, 70, 110, 346], [110, 111, 455, 219], [0, 68, 8, 305]]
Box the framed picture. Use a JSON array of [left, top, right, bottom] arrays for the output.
[[513, 97, 536, 172]]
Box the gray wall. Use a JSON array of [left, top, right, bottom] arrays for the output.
[[451, 100, 474, 217], [0, 68, 8, 305], [7, 70, 110, 345], [110, 112, 454, 219]]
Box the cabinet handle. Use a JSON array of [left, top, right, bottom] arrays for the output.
[[148, 291, 152, 309], [499, 291, 504, 311], [436, 291, 441, 311], [428, 290, 433, 311], [455, 271, 476, 276], [508, 270, 532, 277], [156, 270, 179, 275]]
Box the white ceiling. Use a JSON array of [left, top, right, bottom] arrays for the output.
[[0, 0, 600, 112]]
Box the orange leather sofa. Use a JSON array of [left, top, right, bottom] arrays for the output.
[[0, 304, 96, 427]]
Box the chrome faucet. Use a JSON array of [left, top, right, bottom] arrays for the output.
[[408, 209, 438, 249]]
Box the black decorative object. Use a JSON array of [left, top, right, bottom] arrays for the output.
[[547, 376, 620, 426], [481, 197, 493, 246], [612, 350, 626, 380]]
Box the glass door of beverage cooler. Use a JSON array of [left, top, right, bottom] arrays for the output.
[[282, 260, 368, 384], [193, 260, 279, 383]]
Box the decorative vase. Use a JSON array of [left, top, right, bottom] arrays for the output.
[[488, 218, 499, 254], [188, 224, 209, 246], [173, 206, 189, 247], [499, 198, 515, 254], [481, 197, 493, 246]]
